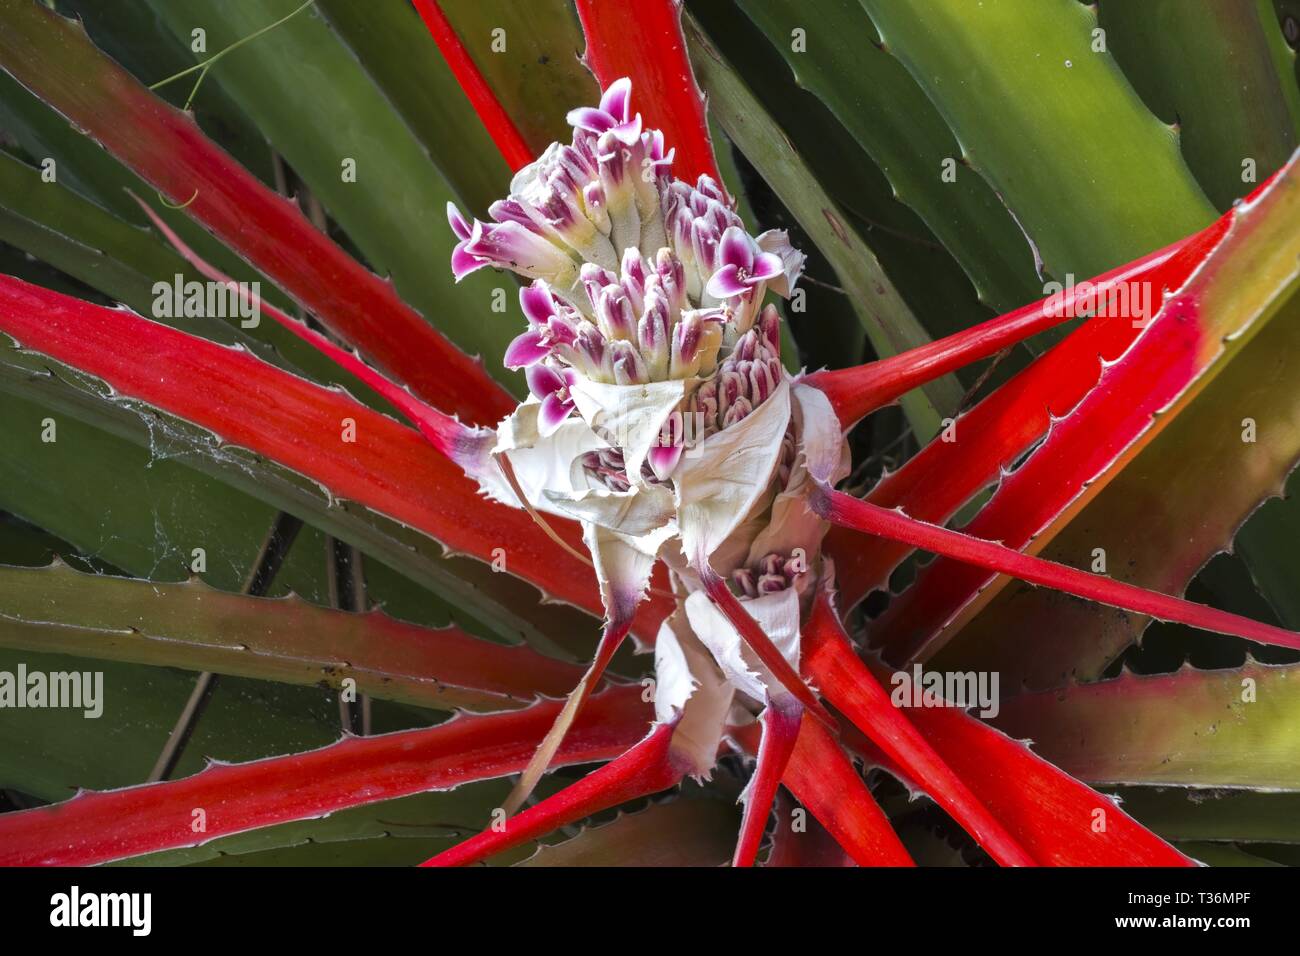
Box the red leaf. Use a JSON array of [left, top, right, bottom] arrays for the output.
[[889, 702, 1192, 866], [814, 487, 1300, 652], [823, 163, 1286, 618], [0, 686, 651, 866], [0, 275, 679, 637], [731, 695, 801, 868], [732, 716, 914, 866], [800, 602, 1189, 865], [0, 1, 512, 424], [765, 791, 854, 867], [574, 0, 721, 186], [867, 155, 1300, 661], [800, 587, 1036, 867], [412, 0, 534, 172], [423, 722, 685, 867], [805, 235, 1192, 430], [824, 305, 1144, 613], [799, 596, 1190, 865]]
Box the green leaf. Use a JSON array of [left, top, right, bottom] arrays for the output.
[[515, 797, 740, 866], [1177, 841, 1284, 866], [0, 70, 290, 311], [0, 154, 177, 316], [683, 13, 960, 438], [992, 662, 1300, 789], [438, 0, 597, 157], [0, 391, 326, 596], [1110, 785, 1300, 844], [733, 0, 1040, 314], [692, 2, 1013, 386], [1100, 0, 1300, 210], [141, 0, 519, 387], [315, 0, 511, 215], [57, 0, 277, 184], [0, 646, 339, 802], [1236, 467, 1300, 630], [858, 0, 1217, 280]]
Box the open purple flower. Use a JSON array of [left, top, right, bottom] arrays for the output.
[[504, 282, 580, 369], [706, 226, 785, 299], [526, 362, 578, 436], [566, 76, 642, 146], [448, 203, 490, 280]]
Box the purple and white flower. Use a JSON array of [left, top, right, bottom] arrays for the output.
[[707, 226, 786, 299], [565, 77, 642, 146], [525, 362, 579, 437], [504, 282, 581, 369]]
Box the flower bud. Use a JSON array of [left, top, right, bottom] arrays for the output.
[[595, 287, 636, 342], [670, 310, 722, 379], [638, 291, 671, 380], [608, 338, 648, 385], [579, 448, 632, 493], [597, 135, 641, 255], [620, 248, 648, 314], [655, 248, 688, 316], [731, 567, 758, 598]]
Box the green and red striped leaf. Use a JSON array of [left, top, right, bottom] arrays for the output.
[[0, 560, 585, 712], [0, 0, 511, 423], [861, 152, 1300, 661]]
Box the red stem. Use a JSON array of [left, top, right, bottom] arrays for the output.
[[412, 0, 534, 172], [802, 588, 1036, 866], [814, 486, 1300, 651]]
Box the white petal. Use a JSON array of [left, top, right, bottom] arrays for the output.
[[743, 382, 850, 569], [653, 608, 734, 777], [755, 228, 807, 298], [568, 377, 693, 486], [479, 401, 606, 517], [675, 378, 792, 569], [792, 381, 850, 485], [684, 587, 801, 703], [582, 521, 666, 624], [544, 482, 676, 538]]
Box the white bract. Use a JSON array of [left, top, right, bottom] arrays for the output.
[[450, 79, 845, 776]]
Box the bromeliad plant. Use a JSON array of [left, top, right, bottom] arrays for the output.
[[0, 0, 1298, 867]]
